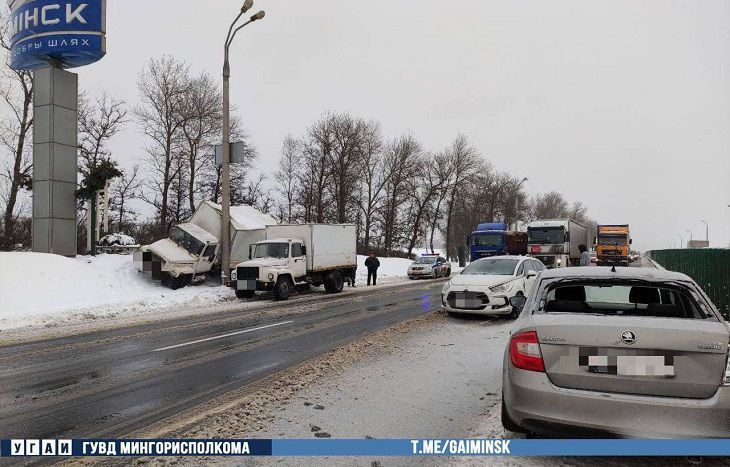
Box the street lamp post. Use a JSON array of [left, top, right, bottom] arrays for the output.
[[700, 220, 709, 243], [677, 234, 684, 249], [513, 177, 528, 230], [221, 2, 265, 285], [686, 229, 693, 244]]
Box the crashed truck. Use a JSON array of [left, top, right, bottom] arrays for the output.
[[134, 201, 276, 289]]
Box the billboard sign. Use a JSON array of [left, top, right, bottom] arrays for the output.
[[7, 0, 106, 70]]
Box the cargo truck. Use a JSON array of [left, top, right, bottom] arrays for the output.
[[230, 224, 357, 301], [468, 222, 528, 261], [595, 224, 631, 267], [527, 219, 589, 268], [135, 201, 276, 289]]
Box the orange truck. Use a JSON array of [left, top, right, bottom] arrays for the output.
[[595, 224, 631, 267]]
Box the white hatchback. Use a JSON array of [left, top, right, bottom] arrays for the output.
[[441, 256, 544, 318]]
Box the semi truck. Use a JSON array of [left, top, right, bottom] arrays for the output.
[[595, 224, 631, 267], [134, 201, 276, 289], [468, 223, 528, 261], [527, 219, 590, 268], [230, 224, 357, 301]]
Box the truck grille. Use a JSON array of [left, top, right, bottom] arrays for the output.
[[447, 291, 489, 310], [237, 266, 259, 280]]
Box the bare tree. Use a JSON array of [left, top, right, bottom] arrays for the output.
[[274, 135, 300, 223], [135, 56, 191, 231], [78, 92, 127, 184], [404, 153, 442, 255], [0, 13, 33, 248], [443, 134, 482, 259], [530, 191, 569, 220], [299, 117, 334, 223], [354, 123, 385, 250], [327, 113, 369, 223], [180, 71, 221, 212], [109, 165, 141, 231]]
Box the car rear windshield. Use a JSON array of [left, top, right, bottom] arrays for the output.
[[462, 258, 518, 275], [539, 280, 713, 320]]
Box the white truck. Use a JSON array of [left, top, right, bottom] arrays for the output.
[[135, 201, 276, 289], [230, 224, 357, 300], [527, 219, 590, 268]]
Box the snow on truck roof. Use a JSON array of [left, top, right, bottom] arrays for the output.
[[203, 201, 276, 231]]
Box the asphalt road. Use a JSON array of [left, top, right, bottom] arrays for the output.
[[0, 280, 445, 439]]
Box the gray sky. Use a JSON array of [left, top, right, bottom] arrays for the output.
[[72, 0, 730, 250]]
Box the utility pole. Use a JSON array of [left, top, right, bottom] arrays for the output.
[[221, 1, 265, 285], [700, 220, 709, 243]]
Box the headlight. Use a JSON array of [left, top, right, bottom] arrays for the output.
[[557, 258, 562, 266], [490, 282, 514, 293], [268, 272, 275, 280]]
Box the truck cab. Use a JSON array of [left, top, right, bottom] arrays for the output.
[[595, 224, 631, 266], [469, 223, 527, 261], [135, 223, 219, 289], [232, 238, 308, 300]]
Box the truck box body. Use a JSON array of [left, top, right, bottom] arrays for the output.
[[265, 224, 357, 272]]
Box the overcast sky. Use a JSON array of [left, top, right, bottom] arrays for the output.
[[59, 0, 730, 250]]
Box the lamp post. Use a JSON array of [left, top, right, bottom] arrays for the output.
[[676, 234, 684, 249], [700, 220, 709, 243], [513, 177, 529, 230], [221, 2, 265, 285], [686, 228, 693, 244]]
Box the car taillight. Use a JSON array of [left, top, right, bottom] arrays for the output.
[[509, 331, 545, 372], [723, 350, 730, 386]]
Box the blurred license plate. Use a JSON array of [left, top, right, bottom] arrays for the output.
[[453, 292, 483, 308], [585, 355, 675, 377], [237, 279, 256, 291]]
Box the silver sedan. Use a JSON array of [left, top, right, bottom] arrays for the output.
[[502, 267, 730, 438]]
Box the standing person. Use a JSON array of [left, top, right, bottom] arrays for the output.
[[365, 252, 380, 286], [578, 244, 591, 266]]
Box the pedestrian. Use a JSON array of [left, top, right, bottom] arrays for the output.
[[578, 244, 591, 266], [365, 252, 380, 286]]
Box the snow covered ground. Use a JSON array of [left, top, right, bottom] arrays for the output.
[[0, 252, 449, 332]]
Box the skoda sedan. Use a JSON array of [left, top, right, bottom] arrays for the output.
[[502, 267, 730, 438], [441, 256, 545, 318]]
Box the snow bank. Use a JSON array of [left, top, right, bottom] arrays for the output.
[[0, 252, 229, 331], [355, 255, 413, 285]]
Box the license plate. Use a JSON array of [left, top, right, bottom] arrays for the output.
[[453, 292, 483, 309], [237, 279, 256, 291], [584, 355, 675, 377]]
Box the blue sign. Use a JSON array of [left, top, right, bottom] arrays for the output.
[[8, 0, 106, 70]]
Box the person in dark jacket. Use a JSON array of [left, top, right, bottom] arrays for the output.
[[365, 253, 380, 286]]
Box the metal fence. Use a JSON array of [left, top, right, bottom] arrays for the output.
[[648, 249, 730, 319]]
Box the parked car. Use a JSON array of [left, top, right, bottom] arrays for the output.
[[408, 254, 451, 279], [441, 256, 544, 318], [502, 267, 730, 438]]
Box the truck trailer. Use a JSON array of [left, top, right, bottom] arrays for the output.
[[527, 219, 590, 268], [230, 224, 357, 300], [595, 224, 631, 267], [469, 223, 528, 261], [134, 201, 276, 289]]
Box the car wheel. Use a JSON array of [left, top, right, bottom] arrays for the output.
[[501, 394, 525, 433], [296, 283, 311, 294], [273, 277, 292, 301], [235, 290, 255, 299], [324, 270, 344, 293], [162, 273, 191, 290]]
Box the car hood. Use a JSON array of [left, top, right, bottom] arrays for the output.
[[147, 239, 195, 264], [240, 257, 289, 268], [448, 274, 514, 288]]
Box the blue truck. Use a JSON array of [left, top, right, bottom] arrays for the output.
[[469, 223, 528, 262]]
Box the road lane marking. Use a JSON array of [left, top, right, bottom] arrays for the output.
[[152, 321, 294, 352]]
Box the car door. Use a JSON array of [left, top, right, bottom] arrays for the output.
[[196, 243, 218, 273], [291, 242, 306, 281]]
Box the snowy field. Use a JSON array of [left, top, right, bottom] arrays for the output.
[[0, 252, 454, 332]]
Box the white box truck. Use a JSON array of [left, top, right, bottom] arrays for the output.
[[527, 219, 590, 268], [230, 224, 357, 300], [135, 201, 276, 289]]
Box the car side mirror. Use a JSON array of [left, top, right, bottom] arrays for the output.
[[249, 245, 254, 260], [509, 295, 527, 310], [526, 270, 538, 279]]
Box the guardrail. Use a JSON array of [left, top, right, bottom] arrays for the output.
[[647, 249, 729, 319], [96, 245, 141, 255]]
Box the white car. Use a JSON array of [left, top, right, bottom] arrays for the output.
[[441, 256, 545, 318]]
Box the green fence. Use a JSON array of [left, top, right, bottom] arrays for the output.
[[648, 249, 730, 319]]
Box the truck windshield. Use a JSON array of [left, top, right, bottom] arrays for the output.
[[528, 227, 565, 245], [471, 233, 502, 246], [169, 226, 205, 256], [462, 258, 518, 275], [598, 235, 628, 246], [254, 243, 289, 259]]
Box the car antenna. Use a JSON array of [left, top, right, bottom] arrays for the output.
[[611, 265, 617, 273]]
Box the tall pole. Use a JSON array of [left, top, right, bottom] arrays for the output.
[[686, 228, 693, 243], [700, 220, 709, 242], [677, 234, 684, 249], [513, 177, 528, 230]]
